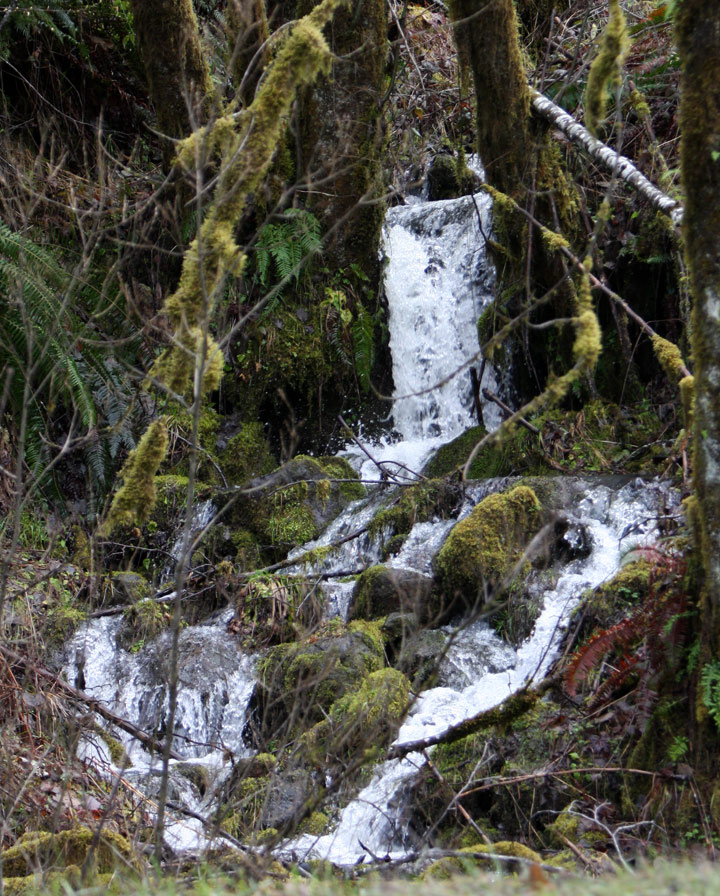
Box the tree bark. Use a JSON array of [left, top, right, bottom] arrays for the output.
[[676, 3, 720, 751], [295, 0, 388, 279], [449, 0, 531, 199], [226, 0, 270, 106], [129, 0, 212, 143]]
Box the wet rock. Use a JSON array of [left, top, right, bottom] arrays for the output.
[[249, 621, 385, 746], [216, 455, 365, 562], [348, 565, 438, 623]]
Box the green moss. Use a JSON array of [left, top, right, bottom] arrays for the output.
[[1, 827, 139, 877], [302, 667, 410, 764], [317, 456, 365, 500], [219, 422, 275, 487], [297, 811, 329, 836], [257, 620, 386, 734], [585, 0, 630, 135], [575, 558, 653, 632], [103, 419, 169, 535], [423, 841, 543, 878], [118, 598, 170, 650], [368, 479, 459, 539], [435, 485, 541, 605]]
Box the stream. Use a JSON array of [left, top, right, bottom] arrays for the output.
[[60, 184, 679, 860]]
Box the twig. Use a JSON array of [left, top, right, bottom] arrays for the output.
[[481, 389, 540, 434]]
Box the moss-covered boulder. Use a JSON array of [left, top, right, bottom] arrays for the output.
[[427, 153, 477, 201], [103, 571, 152, 606], [217, 421, 275, 487], [219, 454, 365, 561], [424, 401, 678, 479], [368, 479, 462, 548], [302, 668, 410, 767], [116, 597, 171, 651], [251, 620, 386, 745], [348, 565, 438, 623], [1, 827, 141, 878], [423, 841, 543, 878], [434, 485, 542, 613]]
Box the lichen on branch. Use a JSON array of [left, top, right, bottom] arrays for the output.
[[585, 0, 630, 136]]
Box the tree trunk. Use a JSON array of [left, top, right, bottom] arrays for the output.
[[295, 0, 388, 279], [449, 0, 531, 199], [129, 0, 212, 143], [676, 2, 720, 762], [226, 0, 270, 106]]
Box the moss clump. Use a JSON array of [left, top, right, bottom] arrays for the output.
[[317, 456, 365, 501], [423, 841, 543, 879], [256, 620, 386, 739], [103, 419, 168, 535], [424, 426, 487, 478], [368, 479, 460, 540], [574, 557, 653, 634], [218, 422, 275, 487], [231, 574, 322, 647], [1, 827, 140, 877], [302, 668, 410, 765], [297, 811, 329, 836], [652, 334, 688, 384], [435, 485, 541, 608], [117, 598, 170, 651], [585, 0, 630, 135]]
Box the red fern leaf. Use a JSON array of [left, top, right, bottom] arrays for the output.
[[564, 616, 641, 697]]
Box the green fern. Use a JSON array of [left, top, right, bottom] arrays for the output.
[[701, 661, 720, 734], [0, 222, 136, 500], [352, 304, 376, 393], [254, 209, 322, 291]]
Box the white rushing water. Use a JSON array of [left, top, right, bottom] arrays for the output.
[[350, 190, 501, 481]]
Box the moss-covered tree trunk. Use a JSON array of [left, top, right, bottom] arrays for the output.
[[449, 0, 530, 199], [295, 0, 388, 280], [676, 2, 720, 766], [449, 0, 580, 396], [226, 0, 270, 105], [129, 0, 212, 143]]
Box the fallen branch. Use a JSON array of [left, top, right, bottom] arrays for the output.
[[387, 688, 541, 760], [530, 88, 683, 225], [349, 846, 564, 875]]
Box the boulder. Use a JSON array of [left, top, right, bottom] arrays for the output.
[[348, 565, 438, 622]]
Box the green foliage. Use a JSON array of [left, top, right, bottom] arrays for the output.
[[254, 209, 322, 295], [0, 221, 136, 498], [700, 661, 720, 734], [0, 0, 135, 60], [351, 303, 376, 393]]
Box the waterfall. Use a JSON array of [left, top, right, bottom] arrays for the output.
[[59, 184, 679, 861], [350, 190, 501, 481]]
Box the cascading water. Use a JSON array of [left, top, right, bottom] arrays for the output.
[[349, 189, 501, 481], [58, 183, 679, 862]]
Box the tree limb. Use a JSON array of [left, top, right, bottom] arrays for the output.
[[530, 88, 683, 226]]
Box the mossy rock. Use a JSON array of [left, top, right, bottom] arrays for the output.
[[573, 556, 653, 638], [151, 475, 191, 531], [1, 827, 141, 877], [116, 597, 170, 651], [225, 767, 316, 835], [252, 620, 386, 744], [104, 571, 153, 606], [302, 667, 410, 766], [348, 564, 438, 623], [427, 153, 477, 201], [217, 422, 275, 487], [368, 478, 462, 545], [434, 485, 542, 613], [424, 400, 677, 479], [423, 840, 543, 878], [219, 454, 365, 560]]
